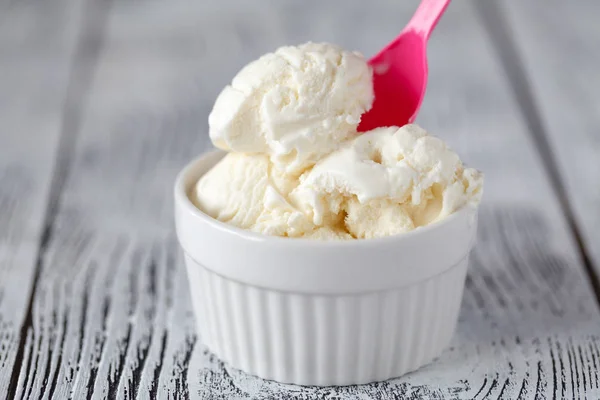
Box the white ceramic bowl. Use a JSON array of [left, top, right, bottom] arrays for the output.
[[175, 151, 479, 386]]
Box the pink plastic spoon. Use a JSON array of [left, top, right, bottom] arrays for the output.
[[358, 0, 451, 132]]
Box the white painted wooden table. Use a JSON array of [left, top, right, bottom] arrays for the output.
[[1, 1, 599, 398]]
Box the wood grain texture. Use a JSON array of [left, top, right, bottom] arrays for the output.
[[10, 1, 210, 398], [0, 0, 84, 393], [2, 0, 600, 399], [500, 0, 600, 279]]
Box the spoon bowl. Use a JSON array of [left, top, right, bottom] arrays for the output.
[[359, 0, 451, 131]]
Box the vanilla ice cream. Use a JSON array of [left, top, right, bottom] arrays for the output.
[[195, 42, 483, 240], [194, 152, 352, 239], [194, 152, 311, 237], [208, 42, 374, 174], [291, 125, 483, 239]]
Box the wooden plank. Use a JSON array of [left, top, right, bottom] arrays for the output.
[[8, 1, 600, 399], [9, 1, 209, 398], [0, 0, 84, 394], [500, 0, 600, 284]]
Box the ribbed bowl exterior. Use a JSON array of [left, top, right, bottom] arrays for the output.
[[185, 254, 469, 386]]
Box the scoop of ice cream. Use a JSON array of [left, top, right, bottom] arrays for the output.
[[208, 42, 374, 174], [291, 124, 483, 238], [196, 152, 360, 239], [196, 125, 483, 240], [195, 153, 315, 237]]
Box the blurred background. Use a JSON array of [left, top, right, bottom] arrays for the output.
[[1, 0, 600, 398]]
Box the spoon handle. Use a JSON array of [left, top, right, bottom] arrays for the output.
[[405, 0, 451, 39]]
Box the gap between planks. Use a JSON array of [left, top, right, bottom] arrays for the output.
[[6, 0, 114, 398], [472, 0, 600, 307]]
